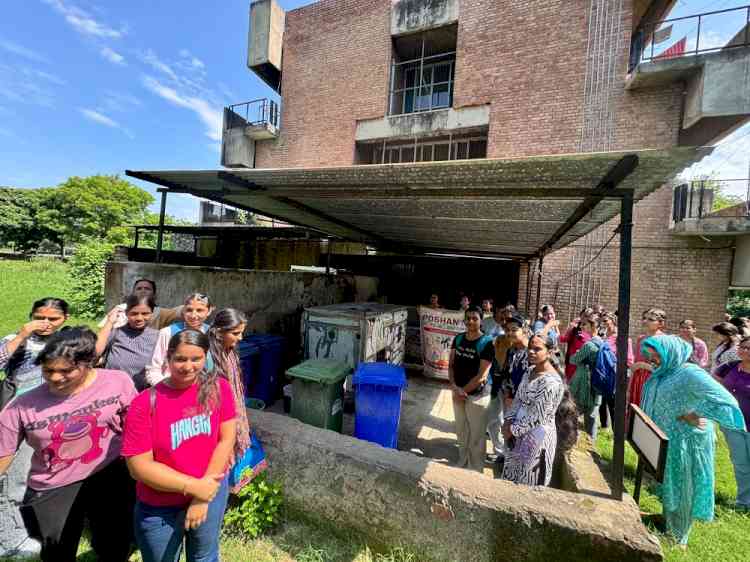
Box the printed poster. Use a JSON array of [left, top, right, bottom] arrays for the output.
[[418, 306, 465, 380]]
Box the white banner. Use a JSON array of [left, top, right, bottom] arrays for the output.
[[418, 306, 466, 380]]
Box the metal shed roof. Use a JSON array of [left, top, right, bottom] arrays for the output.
[[127, 147, 710, 259]]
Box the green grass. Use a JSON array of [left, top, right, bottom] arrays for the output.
[[595, 428, 750, 561], [0, 517, 422, 562], [0, 258, 96, 336]]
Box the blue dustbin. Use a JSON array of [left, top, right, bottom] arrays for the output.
[[353, 363, 407, 449], [238, 341, 260, 399], [241, 335, 286, 406]]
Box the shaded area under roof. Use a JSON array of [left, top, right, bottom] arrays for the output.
[[127, 147, 710, 259], [129, 224, 331, 239]]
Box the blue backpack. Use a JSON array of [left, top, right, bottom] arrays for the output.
[[591, 340, 617, 399]]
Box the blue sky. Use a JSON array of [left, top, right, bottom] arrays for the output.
[[0, 0, 748, 221], [0, 0, 314, 220]]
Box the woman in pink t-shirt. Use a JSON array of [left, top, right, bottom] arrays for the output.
[[0, 327, 138, 562], [123, 329, 236, 562]]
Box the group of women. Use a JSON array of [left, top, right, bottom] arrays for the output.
[[0, 279, 251, 562], [450, 301, 749, 547]]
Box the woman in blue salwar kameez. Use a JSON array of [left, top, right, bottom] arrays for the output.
[[640, 335, 746, 546]]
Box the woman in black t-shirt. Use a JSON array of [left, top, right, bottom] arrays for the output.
[[449, 306, 494, 472]]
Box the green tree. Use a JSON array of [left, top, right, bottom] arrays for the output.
[[691, 175, 744, 213], [135, 211, 195, 250], [0, 187, 61, 253], [39, 175, 154, 246]]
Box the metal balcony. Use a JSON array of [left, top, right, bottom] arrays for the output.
[[224, 98, 280, 140]]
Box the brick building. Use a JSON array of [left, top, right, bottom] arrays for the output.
[[227, 0, 746, 342], [132, 0, 750, 344]]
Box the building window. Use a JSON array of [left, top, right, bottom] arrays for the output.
[[389, 25, 457, 116], [357, 134, 487, 165]]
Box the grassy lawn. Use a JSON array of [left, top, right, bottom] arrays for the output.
[[595, 428, 750, 562], [0, 516, 421, 562], [0, 258, 96, 336]]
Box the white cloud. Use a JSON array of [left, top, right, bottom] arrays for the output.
[[42, 0, 125, 39], [138, 49, 178, 81], [682, 122, 750, 181], [18, 66, 65, 86], [100, 47, 125, 65], [0, 39, 48, 63], [79, 107, 134, 138], [179, 49, 205, 69], [101, 90, 142, 112], [142, 75, 222, 141], [0, 63, 57, 107]]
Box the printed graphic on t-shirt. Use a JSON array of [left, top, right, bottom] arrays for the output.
[[23, 394, 121, 473], [170, 413, 212, 450]]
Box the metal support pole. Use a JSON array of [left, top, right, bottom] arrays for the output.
[[535, 255, 544, 320], [525, 260, 533, 315], [134, 228, 140, 249], [613, 191, 634, 500], [155, 189, 167, 263], [326, 239, 332, 275]]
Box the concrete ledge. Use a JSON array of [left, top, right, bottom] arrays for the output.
[[391, 0, 459, 36], [355, 106, 490, 143], [249, 410, 662, 562]]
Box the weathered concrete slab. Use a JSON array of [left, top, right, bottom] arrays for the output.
[[249, 409, 663, 562], [391, 0, 458, 36], [355, 106, 490, 143]]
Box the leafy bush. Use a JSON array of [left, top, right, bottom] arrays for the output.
[[223, 473, 283, 539], [67, 239, 115, 318], [727, 290, 750, 318]]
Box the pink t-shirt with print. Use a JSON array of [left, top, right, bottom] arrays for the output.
[[0, 369, 137, 491], [121, 377, 236, 507]]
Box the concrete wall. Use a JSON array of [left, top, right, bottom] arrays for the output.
[[249, 409, 662, 562], [391, 0, 459, 36], [355, 105, 490, 142], [105, 261, 379, 347]]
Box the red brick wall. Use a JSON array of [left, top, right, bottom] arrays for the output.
[[252, 0, 732, 345], [518, 185, 734, 346], [254, 0, 391, 168]]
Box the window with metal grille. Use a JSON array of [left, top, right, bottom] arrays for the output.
[[389, 25, 457, 116], [357, 134, 487, 165]]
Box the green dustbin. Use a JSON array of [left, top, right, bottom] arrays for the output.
[[286, 359, 350, 432]]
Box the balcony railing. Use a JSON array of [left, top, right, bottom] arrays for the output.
[[225, 98, 279, 130], [673, 179, 750, 222], [630, 5, 750, 71]]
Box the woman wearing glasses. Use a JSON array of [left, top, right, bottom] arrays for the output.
[[627, 308, 666, 415]]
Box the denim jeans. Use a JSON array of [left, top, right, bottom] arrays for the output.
[[134, 477, 229, 562], [723, 427, 750, 508]]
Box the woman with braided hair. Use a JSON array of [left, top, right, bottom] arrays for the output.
[[123, 329, 236, 562]]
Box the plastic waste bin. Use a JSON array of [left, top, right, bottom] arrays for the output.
[[240, 335, 285, 406], [353, 363, 407, 449], [286, 359, 350, 432], [238, 340, 260, 398]]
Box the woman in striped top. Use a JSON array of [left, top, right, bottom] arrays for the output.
[[145, 293, 215, 386], [96, 294, 160, 391]]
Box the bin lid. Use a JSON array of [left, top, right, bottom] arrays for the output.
[[353, 363, 407, 388], [286, 359, 350, 384]]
